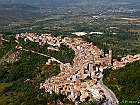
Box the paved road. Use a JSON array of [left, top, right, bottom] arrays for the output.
[[98, 77, 119, 105]]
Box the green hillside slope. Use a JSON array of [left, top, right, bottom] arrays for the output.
[[0, 34, 74, 105], [103, 61, 140, 103], [0, 3, 42, 26]]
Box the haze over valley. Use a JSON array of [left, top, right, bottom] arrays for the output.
[[0, 0, 139, 6]]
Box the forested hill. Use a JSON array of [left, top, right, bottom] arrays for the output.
[[0, 34, 75, 104], [103, 61, 140, 102], [0, 0, 81, 6], [0, 3, 42, 27], [0, 3, 39, 10]]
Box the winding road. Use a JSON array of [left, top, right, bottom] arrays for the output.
[[98, 77, 119, 105], [15, 39, 118, 104]]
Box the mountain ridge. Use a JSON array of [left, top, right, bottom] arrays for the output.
[[0, 0, 139, 7], [0, 3, 39, 10]]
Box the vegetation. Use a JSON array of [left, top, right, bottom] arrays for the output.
[[0, 34, 74, 105], [0, 1, 140, 104], [0, 34, 17, 59], [103, 61, 140, 102], [0, 83, 12, 92], [18, 38, 75, 64], [1, 2, 139, 60]]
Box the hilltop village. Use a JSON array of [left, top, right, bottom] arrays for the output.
[[15, 33, 140, 103]]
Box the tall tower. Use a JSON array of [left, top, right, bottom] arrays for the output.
[[109, 48, 112, 59], [108, 48, 112, 65], [89, 60, 93, 74]]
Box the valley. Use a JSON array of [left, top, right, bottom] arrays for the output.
[[0, 1, 140, 105]]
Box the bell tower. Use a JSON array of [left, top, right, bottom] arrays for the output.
[[109, 48, 112, 59]]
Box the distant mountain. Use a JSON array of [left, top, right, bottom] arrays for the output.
[[0, 0, 82, 7], [0, 0, 139, 7], [0, 3, 41, 26], [113, 0, 139, 1], [0, 3, 39, 10]]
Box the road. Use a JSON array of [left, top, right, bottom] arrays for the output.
[[15, 40, 63, 64], [98, 77, 119, 105], [15, 39, 118, 104]]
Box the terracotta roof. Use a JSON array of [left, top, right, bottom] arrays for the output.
[[80, 94, 88, 99]]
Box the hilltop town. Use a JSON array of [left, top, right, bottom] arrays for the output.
[[15, 33, 140, 104]]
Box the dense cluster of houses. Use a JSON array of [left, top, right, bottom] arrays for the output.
[[15, 33, 140, 103], [113, 54, 140, 70]]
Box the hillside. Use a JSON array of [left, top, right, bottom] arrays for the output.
[[0, 0, 81, 6], [0, 3, 42, 26], [103, 61, 140, 102], [0, 1, 140, 104], [0, 34, 75, 105]]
